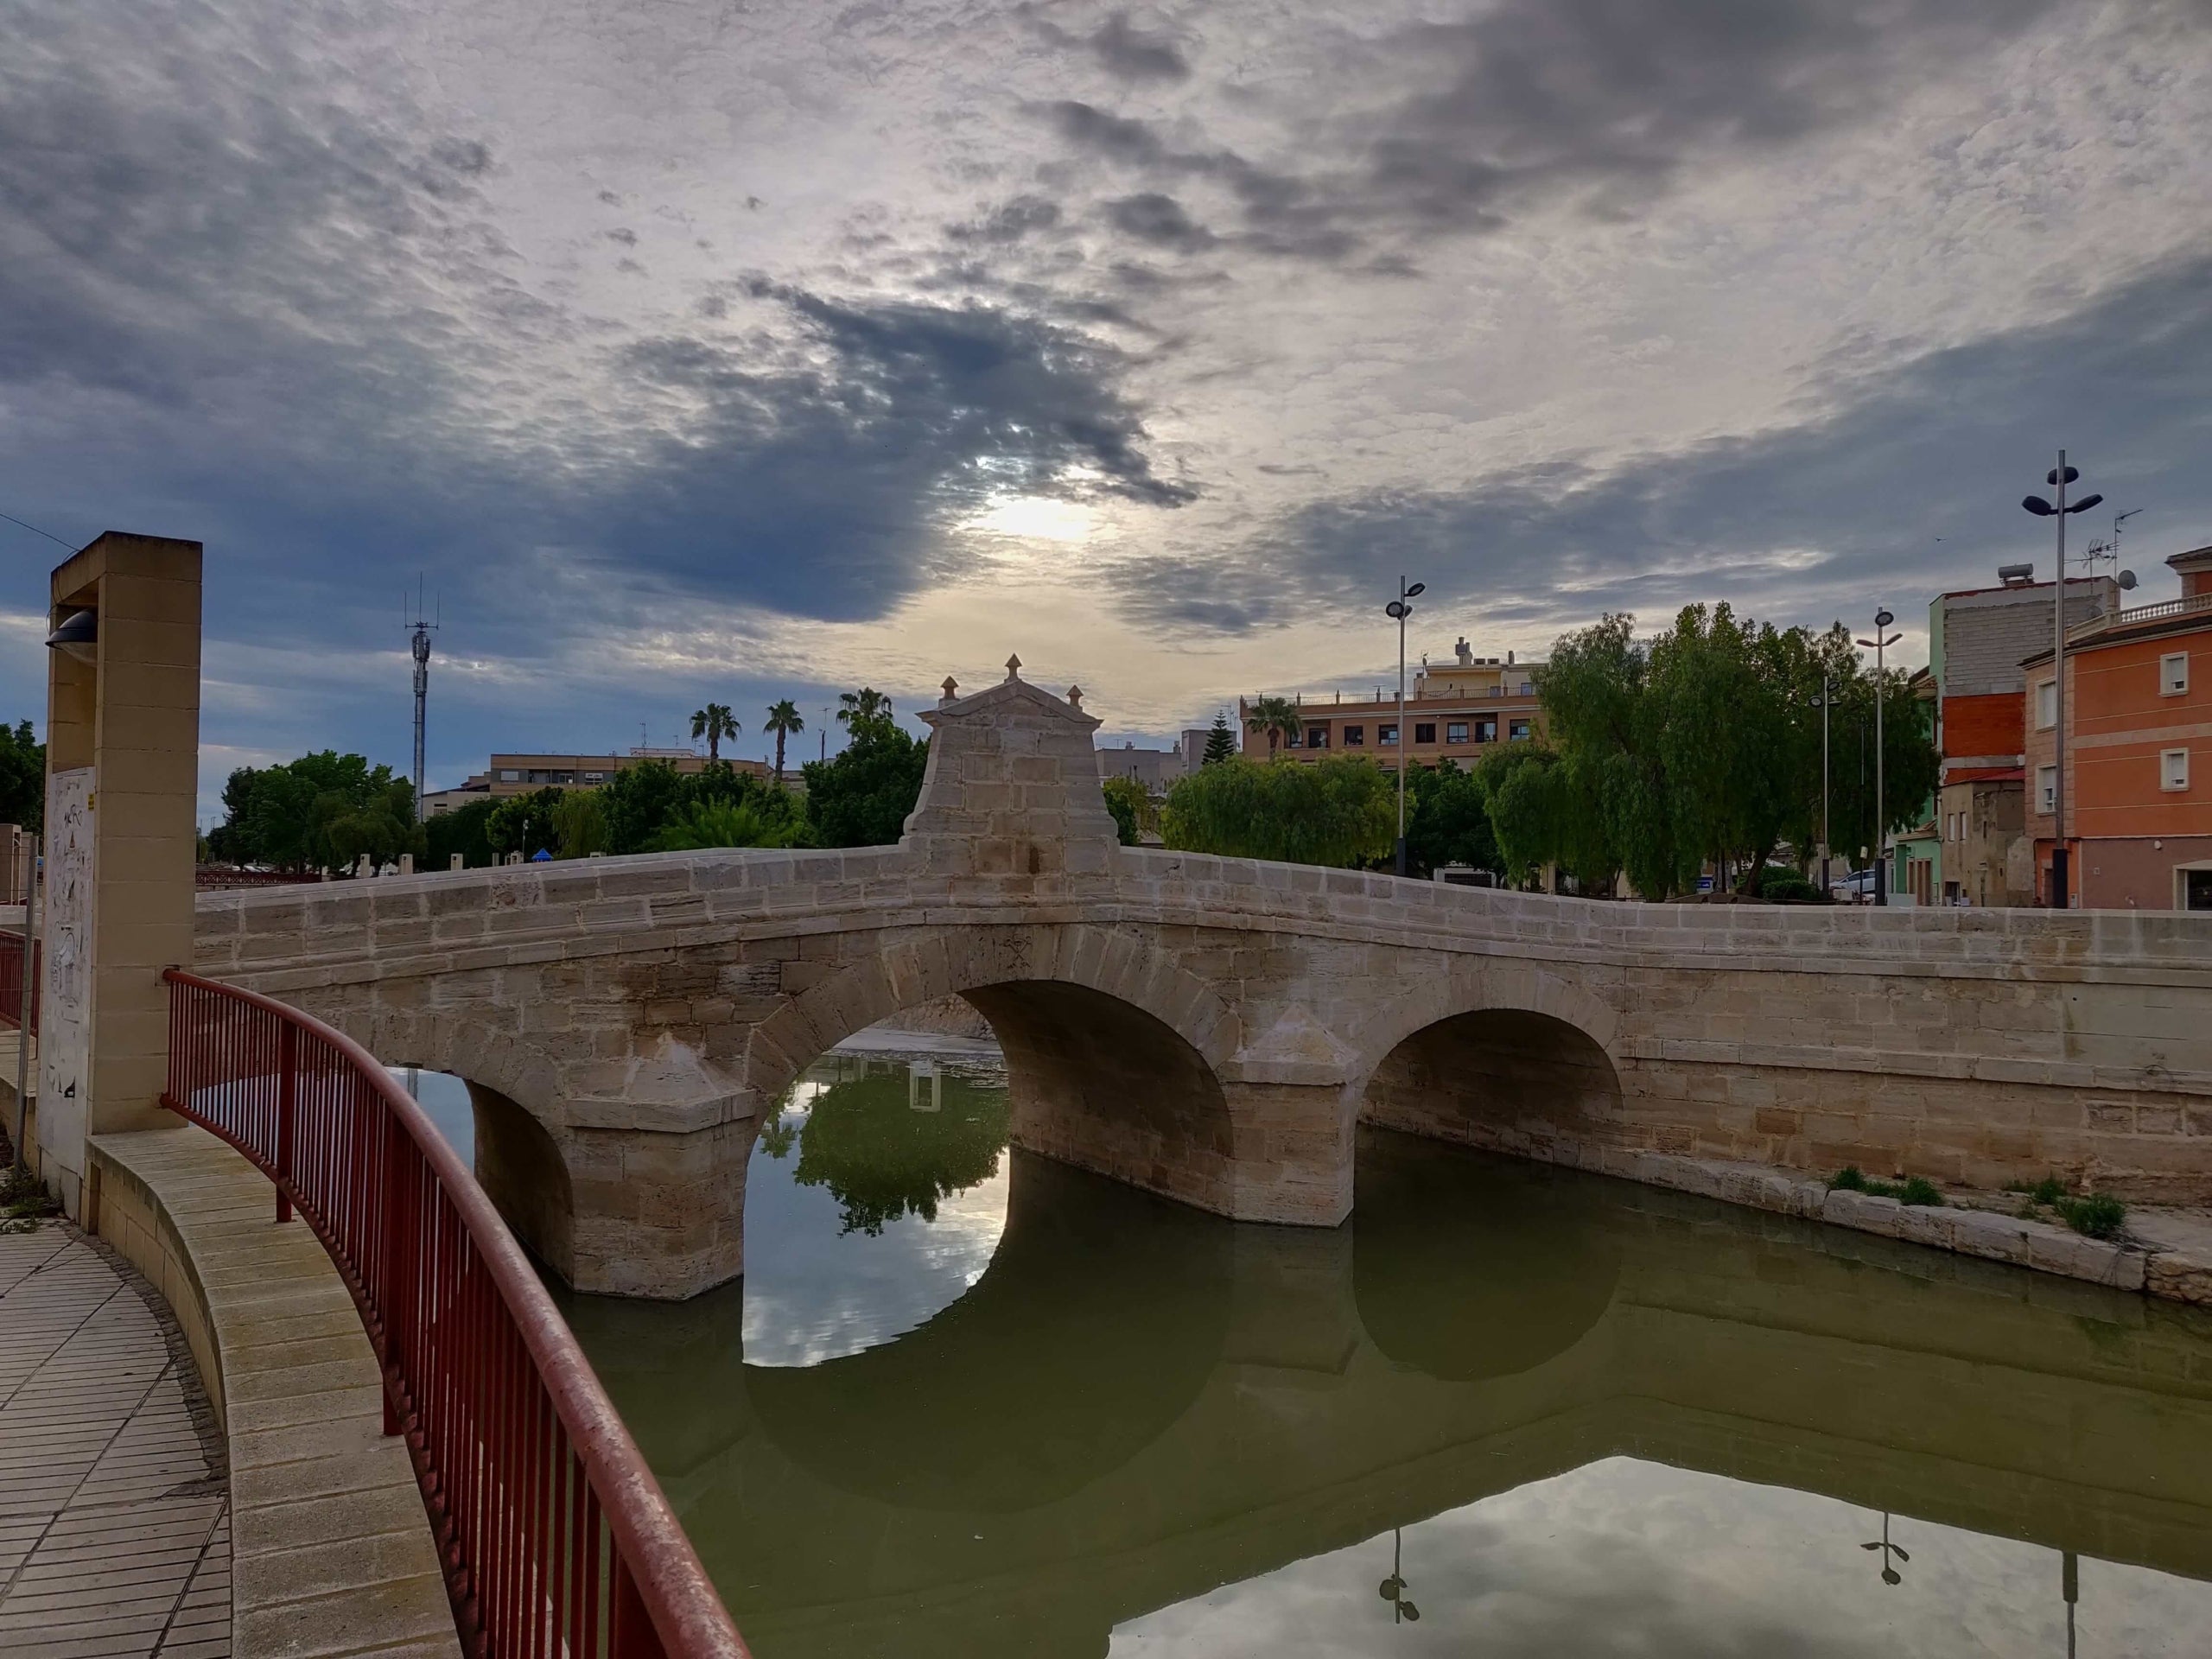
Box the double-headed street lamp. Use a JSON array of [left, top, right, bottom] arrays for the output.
[[1854, 609, 1901, 905], [1385, 577, 1426, 878], [2021, 452, 2105, 909]]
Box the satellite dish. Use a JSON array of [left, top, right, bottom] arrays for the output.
[[2119, 569, 2139, 591]]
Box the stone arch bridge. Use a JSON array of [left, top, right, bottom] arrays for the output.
[[193, 671, 2212, 1296]]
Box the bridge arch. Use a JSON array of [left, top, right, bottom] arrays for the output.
[[750, 925, 1247, 1217], [1352, 967, 1627, 1161]]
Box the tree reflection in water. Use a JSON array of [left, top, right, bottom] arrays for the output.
[[762, 1058, 1011, 1235]]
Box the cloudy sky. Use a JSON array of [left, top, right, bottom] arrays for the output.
[[4, 0, 2209, 813]]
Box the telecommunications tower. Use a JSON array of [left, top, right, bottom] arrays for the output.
[[407, 582, 438, 823]]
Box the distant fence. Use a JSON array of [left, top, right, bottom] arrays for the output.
[[0, 931, 35, 1035], [194, 867, 325, 890], [162, 969, 749, 1659]]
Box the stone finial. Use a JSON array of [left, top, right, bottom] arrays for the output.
[[941, 675, 959, 704], [1005, 653, 1022, 682], [1066, 684, 1084, 709]]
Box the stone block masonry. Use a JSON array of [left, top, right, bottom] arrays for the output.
[[185, 668, 2212, 1300]]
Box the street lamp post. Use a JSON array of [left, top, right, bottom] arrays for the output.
[[1855, 611, 1902, 905], [1812, 681, 1831, 898], [2021, 453, 2106, 909], [1385, 577, 1426, 878]]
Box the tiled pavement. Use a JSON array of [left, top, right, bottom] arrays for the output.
[[0, 1224, 229, 1658]]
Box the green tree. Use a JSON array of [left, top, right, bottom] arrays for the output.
[[1402, 760, 1499, 877], [552, 789, 609, 858], [486, 787, 564, 860], [207, 752, 423, 872], [423, 798, 499, 869], [1535, 607, 1937, 899], [837, 688, 893, 732], [599, 760, 690, 855], [1161, 755, 1395, 868], [0, 721, 44, 833], [1201, 712, 1237, 766], [690, 702, 741, 761], [764, 699, 805, 784], [1243, 696, 1301, 758], [645, 798, 807, 852], [1101, 775, 1151, 846], [803, 716, 929, 848]]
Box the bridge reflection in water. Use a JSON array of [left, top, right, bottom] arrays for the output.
[[555, 1055, 2212, 1659]]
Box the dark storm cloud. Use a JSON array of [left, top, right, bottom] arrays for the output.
[[1089, 12, 1190, 82], [0, 2, 1190, 661], [1104, 193, 1215, 251], [1022, 8, 1191, 83], [579, 282, 1195, 617], [1121, 252, 2212, 637], [1041, 0, 2105, 260], [946, 194, 1064, 245]]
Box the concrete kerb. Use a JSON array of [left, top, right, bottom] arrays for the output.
[[86, 1124, 462, 1659]]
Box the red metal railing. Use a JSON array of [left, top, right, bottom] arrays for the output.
[[161, 969, 747, 1659], [0, 929, 36, 1035]]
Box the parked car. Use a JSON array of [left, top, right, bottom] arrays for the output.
[[1834, 868, 1878, 904]]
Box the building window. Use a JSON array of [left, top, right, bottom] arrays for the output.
[[1378, 723, 1399, 746], [2186, 869, 2212, 911], [499, 770, 520, 783], [2036, 679, 2056, 729], [1446, 721, 1469, 744], [2163, 748, 2190, 792], [1509, 718, 1532, 741], [1306, 726, 1329, 749], [1473, 717, 1497, 743], [1519, 681, 1534, 696], [582, 772, 605, 783], [1344, 725, 1364, 746], [2163, 652, 2190, 696], [1285, 728, 1301, 747], [2037, 765, 2056, 814], [1414, 722, 1436, 745]]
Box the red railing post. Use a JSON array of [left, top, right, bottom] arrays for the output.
[[276, 1020, 298, 1224], [382, 1114, 407, 1439], [611, 1559, 669, 1659]]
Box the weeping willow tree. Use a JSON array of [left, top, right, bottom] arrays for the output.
[[1160, 754, 1395, 868]]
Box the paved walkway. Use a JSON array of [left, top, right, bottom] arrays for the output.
[[0, 1224, 229, 1658]]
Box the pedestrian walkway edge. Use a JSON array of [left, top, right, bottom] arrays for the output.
[[86, 1127, 462, 1659]]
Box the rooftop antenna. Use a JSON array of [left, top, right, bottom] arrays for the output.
[[2081, 507, 2143, 601], [406, 579, 438, 823]]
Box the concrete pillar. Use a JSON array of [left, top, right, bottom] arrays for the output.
[[449, 853, 464, 871], [38, 533, 202, 1217]]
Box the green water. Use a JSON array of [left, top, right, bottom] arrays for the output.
[[554, 1050, 2212, 1657]]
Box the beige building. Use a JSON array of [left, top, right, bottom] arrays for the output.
[[423, 748, 768, 816], [1242, 639, 1544, 766]]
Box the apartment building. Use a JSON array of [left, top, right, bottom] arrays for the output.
[[1923, 570, 2118, 906], [1240, 639, 1544, 767], [1098, 740, 1185, 791], [423, 748, 768, 816], [2024, 544, 2212, 909]]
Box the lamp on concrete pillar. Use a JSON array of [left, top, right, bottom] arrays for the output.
[[45, 608, 98, 663]]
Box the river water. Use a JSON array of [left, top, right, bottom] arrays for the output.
[[438, 1052, 2212, 1657]]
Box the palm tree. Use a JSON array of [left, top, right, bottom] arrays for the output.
[[1244, 695, 1301, 758], [690, 702, 740, 761], [837, 688, 892, 728], [764, 700, 805, 784]]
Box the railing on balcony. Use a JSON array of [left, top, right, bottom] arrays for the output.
[[161, 969, 748, 1659], [0, 929, 37, 1035], [2068, 588, 2212, 646]]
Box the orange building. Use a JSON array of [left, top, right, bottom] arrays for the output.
[[1239, 640, 1544, 768], [2024, 544, 2212, 910]]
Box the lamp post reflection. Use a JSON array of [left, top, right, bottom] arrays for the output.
[[2063, 1550, 2078, 1659], [1378, 1527, 1419, 1624], [1861, 1512, 1910, 1585]]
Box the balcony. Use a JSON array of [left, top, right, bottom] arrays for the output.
[[2068, 589, 2212, 646]]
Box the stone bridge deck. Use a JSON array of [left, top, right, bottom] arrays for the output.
[[188, 671, 2212, 1297]]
